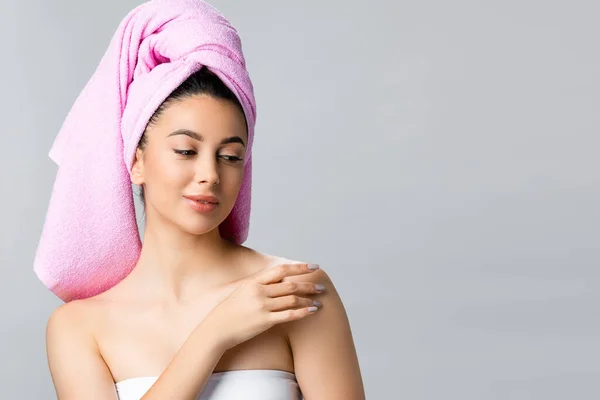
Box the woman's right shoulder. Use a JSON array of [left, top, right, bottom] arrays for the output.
[[46, 299, 122, 398], [46, 299, 96, 344], [47, 290, 114, 327]]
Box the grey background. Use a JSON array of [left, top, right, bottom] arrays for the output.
[[1, 0, 598, 398]]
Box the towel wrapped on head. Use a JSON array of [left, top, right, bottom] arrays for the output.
[[34, 0, 257, 302]]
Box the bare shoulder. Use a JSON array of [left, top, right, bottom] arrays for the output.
[[270, 256, 366, 399], [46, 298, 98, 358], [47, 299, 94, 339], [46, 299, 118, 399], [47, 294, 109, 336]]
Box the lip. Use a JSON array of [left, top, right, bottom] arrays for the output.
[[184, 197, 218, 213], [183, 194, 219, 204]]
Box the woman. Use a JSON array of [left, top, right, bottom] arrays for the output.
[[41, 2, 365, 400]]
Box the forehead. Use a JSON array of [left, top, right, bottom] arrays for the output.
[[154, 94, 247, 139]]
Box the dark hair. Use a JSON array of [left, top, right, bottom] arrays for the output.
[[135, 67, 245, 208]]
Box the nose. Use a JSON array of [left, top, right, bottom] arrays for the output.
[[194, 154, 220, 187]]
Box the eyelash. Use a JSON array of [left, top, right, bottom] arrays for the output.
[[174, 150, 243, 162]]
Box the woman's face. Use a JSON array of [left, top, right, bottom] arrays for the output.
[[131, 94, 248, 235]]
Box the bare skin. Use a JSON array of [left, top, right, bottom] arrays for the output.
[[83, 250, 303, 383], [46, 93, 365, 399]]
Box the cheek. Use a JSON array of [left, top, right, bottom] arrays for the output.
[[147, 154, 192, 189], [162, 164, 191, 186], [222, 168, 245, 192]]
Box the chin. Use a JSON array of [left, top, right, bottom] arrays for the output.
[[179, 220, 220, 236], [179, 212, 229, 237]]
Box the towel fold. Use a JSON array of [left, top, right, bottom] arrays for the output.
[[34, 0, 256, 302]]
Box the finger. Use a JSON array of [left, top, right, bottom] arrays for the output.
[[263, 281, 324, 298], [264, 295, 321, 312], [268, 306, 320, 325], [255, 263, 320, 285]]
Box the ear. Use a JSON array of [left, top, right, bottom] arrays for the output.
[[130, 148, 145, 186]]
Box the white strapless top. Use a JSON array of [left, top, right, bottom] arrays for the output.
[[115, 369, 303, 400]]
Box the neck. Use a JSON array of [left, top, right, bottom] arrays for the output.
[[129, 213, 242, 303]]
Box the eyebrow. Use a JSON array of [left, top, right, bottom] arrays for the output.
[[167, 129, 246, 148]]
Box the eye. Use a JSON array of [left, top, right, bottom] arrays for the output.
[[174, 150, 196, 157], [220, 155, 243, 162], [174, 150, 243, 162]]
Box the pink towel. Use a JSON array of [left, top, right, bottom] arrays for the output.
[[34, 0, 256, 302]]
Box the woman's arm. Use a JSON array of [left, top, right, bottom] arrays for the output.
[[139, 319, 225, 400], [46, 302, 226, 400], [47, 263, 322, 399], [284, 268, 366, 399], [46, 302, 121, 400]]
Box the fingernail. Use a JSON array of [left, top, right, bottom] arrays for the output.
[[313, 300, 322, 307], [315, 284, 325, 292], [308, 306, 318, 312], [308, 264, 320, 270]]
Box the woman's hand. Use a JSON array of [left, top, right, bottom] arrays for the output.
[[201, 263, 325, 351]]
